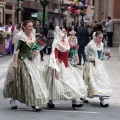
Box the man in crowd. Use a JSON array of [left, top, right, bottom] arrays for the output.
[[76, 21, 89, 65], [105, 16, 114, 47], [34, 20, 44, 61]]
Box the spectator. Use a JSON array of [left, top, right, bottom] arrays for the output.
[[105, 16, 114, 47], [8, 22, 15, 53], [0, 27, 5, 57], [47, 24, 55, 55], [76, 21, 89, 65], [34, 20, 44, 61], [12, 23, 21, 51], [4, 25, 12, 54]]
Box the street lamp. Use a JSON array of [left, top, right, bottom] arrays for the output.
[[40, 0, 49, 26]]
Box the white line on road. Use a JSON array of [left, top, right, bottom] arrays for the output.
[[43, 110, 99, 114]]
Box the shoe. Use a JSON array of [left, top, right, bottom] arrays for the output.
[[10, 100, 18, 109], [47, 103, 55, 108], [72, 104, 84, 109], [83, 62, 85, 65], [76, 63, 81, 65], [41, 59, 44, 61], [32, 106, 42, 112], [80, 98, 89, 103], [100, 102, 109, 107]]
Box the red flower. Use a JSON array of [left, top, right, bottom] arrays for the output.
[[69, 44, 79, 49], [36, 39, 45, 46], [104, 50, 111, 59], [7, 34, 10, 38]]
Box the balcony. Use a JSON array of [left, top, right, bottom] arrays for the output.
[[6, 0, 17, 4], [21, 0, 41, 10], [0, 0, 6, 4]]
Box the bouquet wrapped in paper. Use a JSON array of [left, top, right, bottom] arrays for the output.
[[7, 34, 11, 38], [36, 37, 46, 50], [32, 43, 41, 51], [101, 49, 111, 60]]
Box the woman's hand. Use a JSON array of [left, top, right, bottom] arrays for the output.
[[33, 50, 40, 57], [13, 63, 18, 69], [55, 71, 59, 80]]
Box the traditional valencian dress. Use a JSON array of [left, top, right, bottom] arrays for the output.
[[68, 35, 79, 65], [3, 30, 48, 107], [83, 40, 112, 99], [44, 27, 87, 101]]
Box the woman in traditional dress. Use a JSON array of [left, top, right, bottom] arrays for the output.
[[83, 31, 112, 107], [3, 20, 48, 111], [4, 25, 13, 54], [43, 26, 87, 109], [68, 30, 79, 65]]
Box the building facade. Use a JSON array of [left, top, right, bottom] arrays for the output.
[[47, 0, 63, 26], [0, 0, 16, 25], [94, 0, 120, 22], [84, 0, 94, 23], [21, 0, 41, 22], [21, 0, 64, 26], [94, 0, 120, 47]]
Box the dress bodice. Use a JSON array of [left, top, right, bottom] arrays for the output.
[[55, 43, 70, 68], [97, 50, 102, 59], [55, 48, 69, 67]]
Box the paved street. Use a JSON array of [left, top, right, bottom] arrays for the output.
[[0, 47, 120, 120]]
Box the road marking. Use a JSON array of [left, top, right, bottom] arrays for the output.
[[43, 110, 99, 114]]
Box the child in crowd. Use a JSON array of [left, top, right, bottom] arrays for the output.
[[68, 30, 79, 65]]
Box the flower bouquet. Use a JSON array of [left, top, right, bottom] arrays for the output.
[[69, 44, 79, 50], [101, 49, 111, 60], [36, 37, 46, 50], [28, 43, 41, 61], [36, 39, 45, 46], [32, 43, 41, 51], [7, 34, 11, 38]]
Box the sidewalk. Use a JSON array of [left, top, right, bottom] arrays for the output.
[[0, 47, 120, 104], [104, 47, 120, 103]]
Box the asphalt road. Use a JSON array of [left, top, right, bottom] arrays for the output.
[[0, 90, 120, 120], [0, 47, 120, 120]]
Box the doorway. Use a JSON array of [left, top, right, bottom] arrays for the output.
[[5, 14, 12, 25]]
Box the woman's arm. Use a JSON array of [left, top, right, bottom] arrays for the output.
[[13, 52, 18, 69], [13, 35, 21, 69], [54, 48, 60, 79], [86, 44, 95, 61]]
